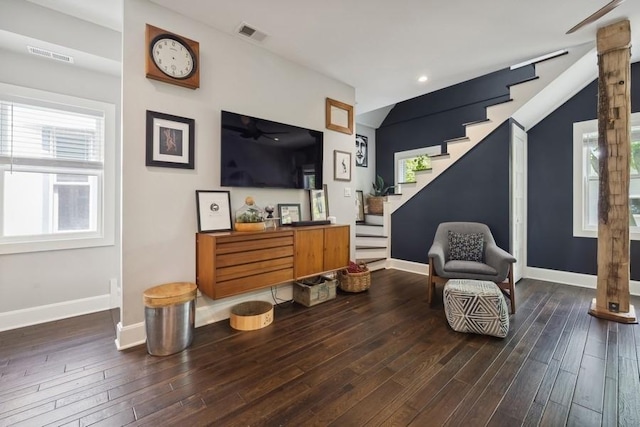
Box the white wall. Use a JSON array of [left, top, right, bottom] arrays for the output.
[[119, 0, 355, 347], [354, 123, 377, 198], [0, 2, 121, 329]]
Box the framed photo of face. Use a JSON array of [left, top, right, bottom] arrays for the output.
[[356, 134, 368, 167]]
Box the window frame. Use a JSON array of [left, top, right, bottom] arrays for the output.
[[394, 145, 441, 187], [572, 114, 640, 240], [0, 83, 115, 254]]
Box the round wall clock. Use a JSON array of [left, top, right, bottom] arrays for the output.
[[145, 24, 200, 90]]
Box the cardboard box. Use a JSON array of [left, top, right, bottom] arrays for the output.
[[293, 277, 337, 307]]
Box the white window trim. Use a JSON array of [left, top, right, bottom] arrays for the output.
[[573, 115, 640, 240], [0, 83, 115, 254], [394, 145, 441, 187]]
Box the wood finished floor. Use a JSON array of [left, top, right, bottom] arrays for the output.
[[1, 269, 639, 426]]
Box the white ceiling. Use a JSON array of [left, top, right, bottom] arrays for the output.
[[19, 0, 640, 116]]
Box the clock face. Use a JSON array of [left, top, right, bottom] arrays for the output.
[[151, 35, 196, 80]]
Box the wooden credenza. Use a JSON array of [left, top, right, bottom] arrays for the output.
[[196, 224, 350, 299]]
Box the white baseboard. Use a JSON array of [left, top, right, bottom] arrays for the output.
[[524, 267, 640, 296], [388, 258, 428, 275], [114, 284, 294, 350], [0, 294, 111, 333]]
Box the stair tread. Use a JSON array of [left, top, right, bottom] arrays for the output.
[[356, 233, 389, 238], [356, 245, 388, 250], [358, 222, 384, 227], [506, 75, 539, 88], [443, 136, 470, 144], [485, 98, 513, 108], [462, 118, 492, 127]]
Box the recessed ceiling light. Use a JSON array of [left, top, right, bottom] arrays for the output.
[[418, 75, 428, 83]]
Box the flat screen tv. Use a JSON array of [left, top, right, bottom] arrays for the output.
[[220, 111, 323, 189]]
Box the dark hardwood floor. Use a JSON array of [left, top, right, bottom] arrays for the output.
[[1, 269, 639, 426]]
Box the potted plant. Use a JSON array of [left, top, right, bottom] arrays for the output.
[[368, 175, 394, 215], [234, 196, 266, 231]]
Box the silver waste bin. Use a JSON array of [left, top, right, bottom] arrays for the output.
[[143, 282, 197, 356]]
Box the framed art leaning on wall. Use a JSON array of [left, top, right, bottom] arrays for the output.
[[196, 190, 232, 232], [309, 185, 329, 221]]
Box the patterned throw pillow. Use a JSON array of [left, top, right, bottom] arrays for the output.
[[448, 231, 484, 262]]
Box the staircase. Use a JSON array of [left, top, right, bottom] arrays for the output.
[[354, 44, 597, 265], [389, 43, 594, 214], [355, 205, 391, 271]]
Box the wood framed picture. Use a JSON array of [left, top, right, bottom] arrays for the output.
[[146, 110, 195, 169], [334, 150, 351, 181], [355, 190, 365, 223], [325, 97, 353, 135], [278, 203, 301, 225], [196, 190, 232, 232], [309, 185, 329, 221]]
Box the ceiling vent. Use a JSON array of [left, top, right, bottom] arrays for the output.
[[236, 22, 267, 42], [27, 46, 74, 64]]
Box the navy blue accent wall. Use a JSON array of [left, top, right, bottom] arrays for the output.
[[390, 122, 511, 262], [375, 65, 535, 188], [528, 62, 640, 280]]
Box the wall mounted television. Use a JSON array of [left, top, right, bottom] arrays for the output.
[[220, 111, 323, 189]]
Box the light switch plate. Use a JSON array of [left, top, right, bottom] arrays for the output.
[[344, 187, 352, 197]]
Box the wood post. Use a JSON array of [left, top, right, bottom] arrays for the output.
[[589, 19, 637, 323]]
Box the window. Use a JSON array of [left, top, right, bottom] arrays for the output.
[[0, 83, 115, 253], [573, 114, 640, 239], [394, 146, 441, 186]]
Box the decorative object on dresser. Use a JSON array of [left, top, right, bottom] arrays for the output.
[[145, 24, 200, 89], [195, 190, 232, 232], [309, 184, 329, 221], [146, 110, 195, 169], [325, 97, 354, 135], [234, 196, 266, 232], [278, 203, 301, 225]]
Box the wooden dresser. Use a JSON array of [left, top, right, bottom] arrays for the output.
[[196, 224, 350, 299]]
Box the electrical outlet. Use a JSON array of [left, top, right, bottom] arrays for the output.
[[344, 187, 351, 197]]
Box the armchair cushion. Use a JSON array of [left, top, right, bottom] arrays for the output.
[[448, 231, 484, 262], [444, 260, 497, 276]]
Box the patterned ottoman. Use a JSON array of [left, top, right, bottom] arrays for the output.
[[443, 279, 509, 338]]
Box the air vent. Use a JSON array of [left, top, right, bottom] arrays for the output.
[[236, 22, 267, 42], [27, 46, 74, 64]]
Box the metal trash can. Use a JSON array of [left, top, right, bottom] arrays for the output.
[[143, 282, 197, 356]]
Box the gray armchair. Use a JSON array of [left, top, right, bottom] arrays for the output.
[[428, 222, 517, 313]]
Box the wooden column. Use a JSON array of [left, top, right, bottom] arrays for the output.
[[589, 19, 637, 323]]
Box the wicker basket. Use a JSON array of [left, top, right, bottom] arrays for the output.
[[367, 197, 385, 215], [339, 264, 371, 292]]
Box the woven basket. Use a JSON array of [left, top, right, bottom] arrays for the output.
[[339, 264, 371, 292], [367, 197, 385, 215]]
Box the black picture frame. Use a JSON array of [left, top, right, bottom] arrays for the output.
[[146, 110, 195, 169], [356, 134, 368, 167], [355, 190, 365, 223], [196, 190, 232, 232], [278, 203, 301, 225]]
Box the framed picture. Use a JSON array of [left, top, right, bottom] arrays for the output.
[[355, 134, 368, 167], [325, 97, 353, 135], [146, 110, 195, 169], [355, 190, 365, 223], [334, 150, 351, 181], [278, 203, 301, 225], [196, 190, 232, 232], [309, 185, 329, 221]]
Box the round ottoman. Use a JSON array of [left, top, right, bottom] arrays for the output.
[[443, 279, 509, 338]]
